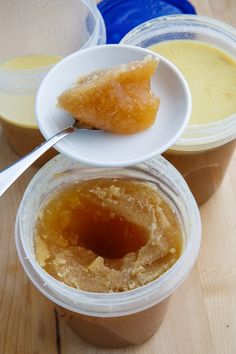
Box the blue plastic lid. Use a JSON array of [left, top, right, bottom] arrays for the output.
[[98, 0, 196, 44]]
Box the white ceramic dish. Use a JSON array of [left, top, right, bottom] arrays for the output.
[[36, 44, 191, 167]]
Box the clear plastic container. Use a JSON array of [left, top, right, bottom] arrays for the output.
[[121, 15, 236, 205], [15, 154, 201, 348], [0, 0, 105, 164]]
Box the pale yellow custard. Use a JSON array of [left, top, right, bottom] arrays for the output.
[[150, 40, 236, 124], [35, 178, 182, 293]]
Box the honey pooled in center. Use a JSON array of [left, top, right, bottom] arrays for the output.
[[35, 178, 182, 293]]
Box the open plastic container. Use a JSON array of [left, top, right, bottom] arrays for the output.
[[0, 0, 105, 164], [15, 154, 201, 348], [121, 15, 236, 205]]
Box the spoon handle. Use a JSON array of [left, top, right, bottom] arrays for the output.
[[0, 126, 75, 197]]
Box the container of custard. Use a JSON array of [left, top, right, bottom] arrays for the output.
[[0, 0, 105, 164], [15, 154, 201, 348], [121, 15, 236, 205]]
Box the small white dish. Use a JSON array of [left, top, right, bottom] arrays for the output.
[[36, 44, 191, 167]]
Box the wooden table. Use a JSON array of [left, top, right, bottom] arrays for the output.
[[1, 1, 236, 353]]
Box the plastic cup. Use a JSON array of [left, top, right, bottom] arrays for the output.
[[121, 15, 236, 205], [15, 154, 201, 348], [0, 0, 105, 164]]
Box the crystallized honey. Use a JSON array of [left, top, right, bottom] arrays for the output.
[[150, 40, 236, 204], [35, 178, 182, 293], [0, 54, 61, 164], [164, 140, 236, 205], [0, 55, 61, 127], [150, 40, 236, 125], [58, 57, 160, 134]]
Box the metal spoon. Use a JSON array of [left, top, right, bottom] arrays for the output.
[[0, 121, 83, 197]]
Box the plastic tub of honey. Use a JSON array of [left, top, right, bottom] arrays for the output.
[[0, 0, 105, 165], [15, 154, 201, 348], [121, 15, 236, 205]]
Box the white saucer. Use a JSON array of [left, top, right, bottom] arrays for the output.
[[36, 44, 191, 167]]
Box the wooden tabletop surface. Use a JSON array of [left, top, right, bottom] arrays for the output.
[[1, 1, 236, 353]]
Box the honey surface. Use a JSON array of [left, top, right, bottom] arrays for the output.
[[35, 178, 182, 293], [150, 40, 236, 124], [0, 55, 60, 127], [0, 54, 60, 69], [58, 58, 160, 134]]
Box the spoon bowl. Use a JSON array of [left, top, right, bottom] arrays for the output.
[[36, 44, 191, 167]]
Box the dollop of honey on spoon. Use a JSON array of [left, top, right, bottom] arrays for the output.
[[58, 57, 160, 134]]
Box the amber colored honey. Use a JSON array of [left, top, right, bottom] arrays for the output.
[[58, 58, 160, 134], [56, 193, 148, 259], [35, 178, 182, 293], [164, 140, 236, 205]]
